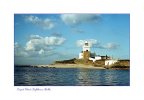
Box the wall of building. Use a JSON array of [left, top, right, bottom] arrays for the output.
[[105, 60, 118, 65], [83, 51, 90, 60], [79, 52, 83, 59], [89, 57, 95, 62], [95, 56, 101, 60], [89, 56, 101, 62]]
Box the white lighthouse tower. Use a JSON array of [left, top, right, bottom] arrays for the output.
[[79, 41, 91, 59], [83, 41, 91, 52]]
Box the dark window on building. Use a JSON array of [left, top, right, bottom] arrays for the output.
[[85, 43, 88, 46]]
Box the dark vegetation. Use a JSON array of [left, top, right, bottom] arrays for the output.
[[55, 58, 76, 64]]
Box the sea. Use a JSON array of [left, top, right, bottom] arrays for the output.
[[14, 66, 130, 86]]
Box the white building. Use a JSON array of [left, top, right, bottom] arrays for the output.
[[89, 56, 101, 62], [105, 60, 118, 66], [79, 52, 83, 59]]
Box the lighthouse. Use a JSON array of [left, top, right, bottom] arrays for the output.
[[79, 41, 91, 60], [78, 40, 118, 65], [83, 41, 90, 52], [78, 41, 101, 62]]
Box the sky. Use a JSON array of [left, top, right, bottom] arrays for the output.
[[14, 14, 130, 65]]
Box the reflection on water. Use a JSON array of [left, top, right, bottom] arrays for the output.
[[76, 69, 129, 86], [77, 69, 92, 85], [14, 66, 130, 86]]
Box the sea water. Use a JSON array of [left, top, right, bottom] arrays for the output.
[[14, 66, 130, 86]]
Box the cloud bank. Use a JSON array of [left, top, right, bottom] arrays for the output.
[[15, 35, 66, 57], [25, 15, 55, 29], [101, 43, 119, 49], [61, 14, 100, 25], [76, 39, 119, 50]]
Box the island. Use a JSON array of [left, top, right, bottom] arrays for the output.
[[25, 58, 129, 70]]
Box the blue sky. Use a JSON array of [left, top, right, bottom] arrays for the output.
[[14, 14, 130, 65]]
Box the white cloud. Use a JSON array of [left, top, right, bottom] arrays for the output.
[[30, 34, 43, 39], [26, 35, 47, 51], [61, 14, 100, 25], [76, 39, 99, 47], [44, 36, 66, 46], [38, 49, 44, 55], [25, 35, 66, 51], [76, 40, 84, 47], [42, 18, 54, 29], [14, 42, 29, 57], [102, 43, 119, 49], [25, 36, 44, 51], [25, 15, 40, 24], [25, 15, 55, 29], [14, 35, 66, 57], [76, 39, 119, 50]]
